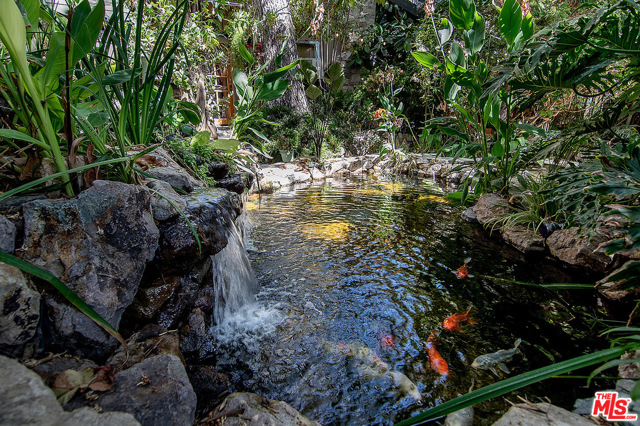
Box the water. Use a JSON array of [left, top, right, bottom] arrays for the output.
[[209, 176, 604, 425]]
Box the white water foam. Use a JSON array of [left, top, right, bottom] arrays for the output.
[[211, 221, 258, 326], [211, 220, 282, 346]]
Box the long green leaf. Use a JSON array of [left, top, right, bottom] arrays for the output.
[[449, 0, 476, 30], [412, 52, 440, 70], [0, 250, 128, 351], [0, 129, 51, 152], [498, 0, 522, 46], [396, 344, 634, 425], [464, 12, 485, 54]]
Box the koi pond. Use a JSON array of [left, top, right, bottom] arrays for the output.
[[209, 176, 605, 425]]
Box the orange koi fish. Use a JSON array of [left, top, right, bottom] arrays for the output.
[[454, 257, 472, 278], [442, 307, 478, 332], [380, 333, 395, 349], [425, 330, 449, 376]]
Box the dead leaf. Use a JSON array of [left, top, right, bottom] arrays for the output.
[[88, 366, 114, 392], [52, 368, 96, 404], [135, 154, 167, 169], [19, 153, 39, 181], [68, 137, 83, 170]]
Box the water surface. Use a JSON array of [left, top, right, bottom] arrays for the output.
[[211, 176, 603, 425]]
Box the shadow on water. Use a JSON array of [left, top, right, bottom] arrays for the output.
[[206, 176, 608, 425]]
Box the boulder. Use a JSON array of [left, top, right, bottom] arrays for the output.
[[147, 167, 193, 193], [0, 355, 139, 426], [98, 354, 197, 426], [187, 365, 233, 411], [130, 276, 181, 320], [215, 174, 254, 194], [208, 162, 230, 180], [146, 179, 187, 221], [153, 188, 241, 276], [211, 392, 321, 426], [107, 324, 184, 373], [20, 181, 159, 359], [0, 263, 40, 347], [0, 215, 16, 253], [619, 350, 640, 379], [461, 207, 478, 224], [472, 194, 511, 226], [494, 402, 595, 426], [546, 227, 612, 272], [501, 225, 545, 254], [597, 260, 640, 305]]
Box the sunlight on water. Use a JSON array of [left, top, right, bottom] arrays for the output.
[[209, 176, 602, 425]]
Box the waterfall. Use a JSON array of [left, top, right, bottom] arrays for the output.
[[211, 221, 258, 326]]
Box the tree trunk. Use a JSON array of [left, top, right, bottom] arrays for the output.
[[253, 0, 309, 114]]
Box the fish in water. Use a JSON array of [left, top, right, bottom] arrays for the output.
[[327, 341, 421, 402], [472, 338, 522, 376], [425, 331, 449, 376], [454, 257, 472, 278], [442, 307, 478, 332], [380, 332, 395, 349]]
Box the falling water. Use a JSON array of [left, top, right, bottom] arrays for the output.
[[211, 221, 258, 326]]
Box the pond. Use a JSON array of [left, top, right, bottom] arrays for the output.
[[209, 176, 605, 425]]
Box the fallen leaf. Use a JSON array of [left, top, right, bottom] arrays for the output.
[[88, 366, 114, 392]]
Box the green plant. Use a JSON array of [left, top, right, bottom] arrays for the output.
[[296, 61, 345, 158], [484, 174, 557, 233], [231, 43, 297, 150], [413, 0, 539, 201], [0, 0, 107, 196]]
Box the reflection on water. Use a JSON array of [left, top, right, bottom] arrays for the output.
[[210, 176, 603, 425]]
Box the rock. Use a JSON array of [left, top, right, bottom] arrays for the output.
[[211, 392, 321, 426], [107, 325, 184, 373], [215, 174, 254, 194], [461, 207, 478, 224], [597, 260, 640, 304], [20, 181, 159, 359], [148, 167, 193, 193], [0, 215, 16, 253], [155, 278, 199, 330], [208, 162, 230, 180], [619, 350, 640, 379], [31, 354, 98, 387], [472, 194, 511, 226], [618, 379, 637, 393], [547, 227, 612, 272], [0, 263, 40, 347], [187, 365, 233, 411], [98, 354, 196, 426], [501, 225, 546, 254], [153, 188, 241, 276], [445, 405, 474, 426], [130, 276, 181, 320], [146, 180, 187, 221], [494, 402, 595, 425], [0, 355, 139, 426]]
